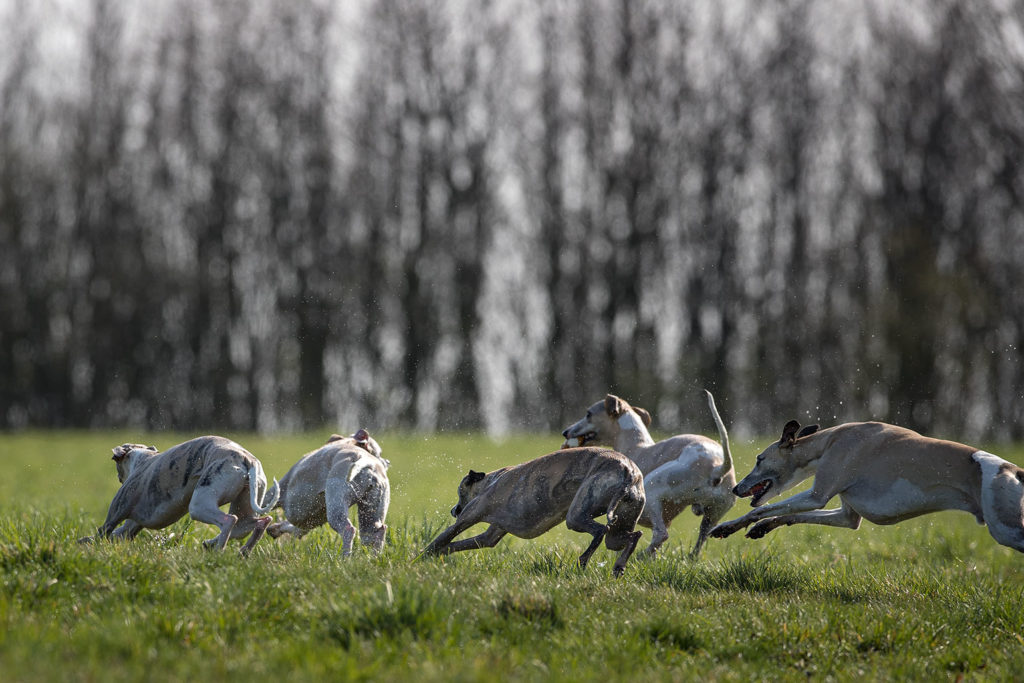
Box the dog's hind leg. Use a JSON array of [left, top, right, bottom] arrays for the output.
[[357, 477, 390, 554], [224, 497, 272, 556], [689, 513, 716, 558], [188, 487, 238, 550], [237, 517, 271, 557], [566, 486, 608, 571], [610, 530, 642, 577], [325, 476, 358, 556], [642, 495, 671, 555], [974, 451, 1024, 553], [605, 486, 645, 576], [267, 520, 308, 539]]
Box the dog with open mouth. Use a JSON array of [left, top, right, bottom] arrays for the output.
[[711, 419, 1024, 553], [561, 390, 735, 557]]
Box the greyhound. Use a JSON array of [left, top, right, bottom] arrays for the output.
[[422, 447, 645, 577], [561, 390, 735, 557], [710, 420, 1024, 553], [267, 429, 390, 556], [80, 436, 280, 556]]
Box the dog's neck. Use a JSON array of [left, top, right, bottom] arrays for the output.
[[615, 412, 656, 453], [125, 449, 160, 479], [788, 430, 830, 471]]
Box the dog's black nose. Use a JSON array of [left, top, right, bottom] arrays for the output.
[[561, 428, 570, 438], [732, 485, 741, 496]]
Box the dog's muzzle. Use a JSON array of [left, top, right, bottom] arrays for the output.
[[739, 480, 773, 507], [451, 504, 461, 518], [561, 431, 596, 448]]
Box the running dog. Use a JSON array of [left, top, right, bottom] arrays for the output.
[[422, 448, 645, 577], [710, 420, 1024, 553], [80, 436, 279, 556], [561, 390, 734, 557], [267, 429, 390, 555]]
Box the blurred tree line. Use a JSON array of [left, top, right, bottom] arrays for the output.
[[1, 0, 1022, 440]]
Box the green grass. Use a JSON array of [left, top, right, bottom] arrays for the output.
[[1, 431, 1023, 681]]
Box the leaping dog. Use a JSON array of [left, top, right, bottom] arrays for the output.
[[422, 448, 645, 577], [710, 420, 1024, 553], [80, 436, 279, 556], [562, 390, 735, 557], [267, 429, 390, 556]]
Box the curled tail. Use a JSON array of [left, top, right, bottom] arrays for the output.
[[248, 461, 280, 515], [705, 390, 733, 480]]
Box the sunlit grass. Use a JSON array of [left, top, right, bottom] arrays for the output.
[[1, 431, 1023, 680]]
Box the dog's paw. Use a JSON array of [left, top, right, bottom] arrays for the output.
[[745, 521, 773, 539], [709, 524, 735, 539]]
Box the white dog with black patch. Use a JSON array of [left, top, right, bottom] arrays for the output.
[[81, 435, 279, 556]]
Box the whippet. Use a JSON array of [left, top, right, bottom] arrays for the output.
[[561, 390, 735, 557], [710, 420, 1024, 553], [422, 447, 645, 577], [80, 436, 280, 556], [267, 429, 390, 555]]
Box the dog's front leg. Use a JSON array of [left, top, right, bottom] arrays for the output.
[[641, 495, 670, 555], [711, 490, 828, 539], [441, 525, 508, 555], [93, 488, 139, 541], [421, 515, 481, 556], [746, 502, 862, 539], [110, 520, 144, 541], [690, 514, 718, 557]]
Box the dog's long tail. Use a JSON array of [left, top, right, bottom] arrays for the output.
[[248, 461, 280, 515], [705, 389, 733, 479]]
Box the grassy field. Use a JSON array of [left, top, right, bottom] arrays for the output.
[[1, 430, 1023, 681]]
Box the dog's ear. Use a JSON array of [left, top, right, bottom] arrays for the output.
[[353, 428, 371, 446], [326, 434, 345, 443], [797, 424, 819, 438], [780, 420, 801, 448], [466, 470, 486, 485], [605, 394, 627, 417], [111, 444, 132, 461], [633, 407, 652, 428]]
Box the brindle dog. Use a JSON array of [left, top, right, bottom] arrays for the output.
[[422, 448, 645, 577]]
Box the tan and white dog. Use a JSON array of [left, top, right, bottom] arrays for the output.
[[710, 420, 1024, 553], [81, 436, 280, 556], [422, 447, 645, 577], [561, 390, 735, 557], [267, 429, 390, 556]]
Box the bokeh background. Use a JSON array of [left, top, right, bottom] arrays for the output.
[[1, 0, 1022, 440]]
